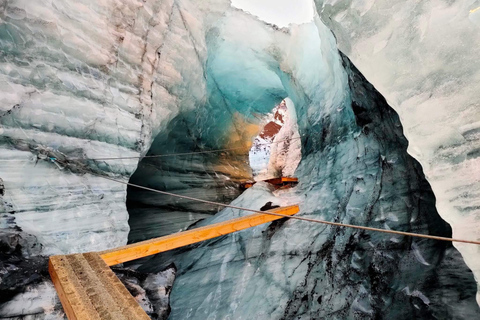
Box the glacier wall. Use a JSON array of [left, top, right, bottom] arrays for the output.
[[0, 0, 191, 254], [0, 0, 213, 316], [0, 0, 232, 252], [0, 0, 479, 318], [133, 4, 480, 319], [315, 0, 480, 300], [263, 98, 302, 179]]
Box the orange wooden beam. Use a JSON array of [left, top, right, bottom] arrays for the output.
[[49, 205, 299, 319], [99, 205, 299, 266], [264, 177, 298, 185], [241, 177, 298, 189]]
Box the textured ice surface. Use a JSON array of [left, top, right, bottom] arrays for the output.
[[0, 0, 210, 316], [1, 0, 166, 254], [249, 98, 301, 180], [0, 282, 63, 320], [115, 266, 176, 320], [315, 0, 480, 301], [265, 98, 302, 178], [134, 3, 479, 318], [1, 0, 479, 318]]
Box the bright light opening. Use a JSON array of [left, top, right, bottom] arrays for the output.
[[231, 0, 315, 28], [249, 101, 286, 178], [249, 98, 301, 181]]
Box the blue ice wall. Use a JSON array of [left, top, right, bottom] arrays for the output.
[[127, 10, 291, 241], [130, 9, 480, 319]]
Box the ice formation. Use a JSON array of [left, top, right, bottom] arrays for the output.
[[248, 98, 301, 181], [249, 101, 287, 178], [265, 98, 302, 178], [231, 0, 314, 27], [0, 0, 479, 319], [315, 0, 480, 303]]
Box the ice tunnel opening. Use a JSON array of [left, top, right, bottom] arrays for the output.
[[249, 98, 302, 181], [248, 101, 286, 179], [125, 92, 290, 245], [124, 4, 300, 245], [125, 97, 302, 245]]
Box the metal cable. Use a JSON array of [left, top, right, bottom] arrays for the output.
[[90, 172, 480, 246], [64, 136, 302, 161]]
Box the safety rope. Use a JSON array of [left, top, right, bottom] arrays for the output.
[[82, 169, 480, 246], [63, 136, 302, 161]]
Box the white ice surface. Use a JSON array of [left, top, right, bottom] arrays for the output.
[[0, 0, 207, 253], [265, 98, 302, 178]]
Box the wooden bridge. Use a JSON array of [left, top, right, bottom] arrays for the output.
[[49, 205, 300, 319], [241, 177, 298, 190]]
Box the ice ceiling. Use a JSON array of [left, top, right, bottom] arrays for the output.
[[0, 0, 479, 319]]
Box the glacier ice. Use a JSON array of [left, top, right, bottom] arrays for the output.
[[134, 2, 479, 319], [315, 0, 480, 303], [231, 0, 314, 28], [248, 98, 301, 181], [265, 98, 302, 178], [0, 0, 479, 319], [0, 0, 209, 316]]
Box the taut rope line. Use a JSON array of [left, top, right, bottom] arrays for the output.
[[81, 170, 480, 246]]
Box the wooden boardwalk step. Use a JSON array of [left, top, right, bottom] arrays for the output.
[[49, 205, 299, 319], [241, 177, 299, 190], [49, 253, 150, 320], [99, 205, 299, 266]]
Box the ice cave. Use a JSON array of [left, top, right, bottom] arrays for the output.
[[1, 0, 480, 319]]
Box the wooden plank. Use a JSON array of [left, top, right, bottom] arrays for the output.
[[263, 178, 282, 185], [264, 177, 298, 185], [99, 205, 299, 266], [83, 253, 151, 320], [49, 253, 150, 320], [65, 254, 126, 320], [49, 253, 151, 320], [49, 256, 102, 320], [241, 177, 298, 189], [49, 205, 299, 319], [48, 206, 299, 319]]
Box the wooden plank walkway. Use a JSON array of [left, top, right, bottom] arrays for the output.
[[99, 205, 299, 266], [241, 177, 299, 190], [49, 253, 151, 320], [264, 177, 298, 186], [49, 205, 299, 319]]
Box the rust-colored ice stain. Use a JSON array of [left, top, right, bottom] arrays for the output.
[[259, 122, 282, 140], [258, 101, 286, 140], [213, 113, 262, 179], [213, 101, 288, 181]]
